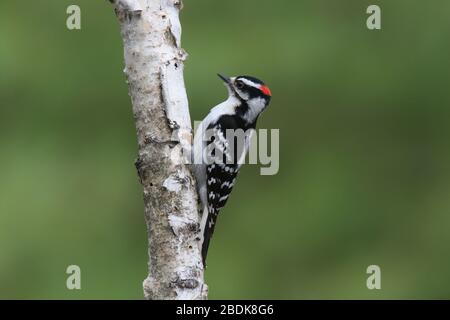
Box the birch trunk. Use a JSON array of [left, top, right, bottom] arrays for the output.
[[110, 0, 207, 300]]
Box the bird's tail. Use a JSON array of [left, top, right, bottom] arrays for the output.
[[200, 204, 219, 268], [201, 231, 211, 268], [199, 204, 209, 267]]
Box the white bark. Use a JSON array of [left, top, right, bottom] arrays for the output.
[[110, 0, 207, 300]]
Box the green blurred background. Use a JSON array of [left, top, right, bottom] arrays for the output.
[[1, 0, 450, 299]]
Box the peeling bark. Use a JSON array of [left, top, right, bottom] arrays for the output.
[[110, 0, 207, 300]]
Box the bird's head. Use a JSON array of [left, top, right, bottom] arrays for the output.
[[218, 74, 271, 102], [218, 74, 272, 123]]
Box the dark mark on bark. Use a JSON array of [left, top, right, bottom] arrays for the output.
[[134, 156, 145, 184], [144, 133, 179, 147], [176, 278, 199, 290], [168, 119, 180, 130]]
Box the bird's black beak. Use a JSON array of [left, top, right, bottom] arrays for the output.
[[217, 73, 231, 85]]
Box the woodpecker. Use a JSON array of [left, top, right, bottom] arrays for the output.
[[193, 74, 272, 266]]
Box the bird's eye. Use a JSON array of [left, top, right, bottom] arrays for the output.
[[235, 80, 244, 89]]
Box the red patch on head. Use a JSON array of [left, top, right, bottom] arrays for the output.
[[260, 85, 272, 97]]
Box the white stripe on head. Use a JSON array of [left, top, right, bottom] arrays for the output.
[[240, 78, 260, 89]]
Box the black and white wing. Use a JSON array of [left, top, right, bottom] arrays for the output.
[[200, 116, 253, 265]]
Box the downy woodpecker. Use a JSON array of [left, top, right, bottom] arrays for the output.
[[193, 74, 272, 266]]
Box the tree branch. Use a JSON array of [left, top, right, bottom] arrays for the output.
[[110, 0, 207, 300]]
